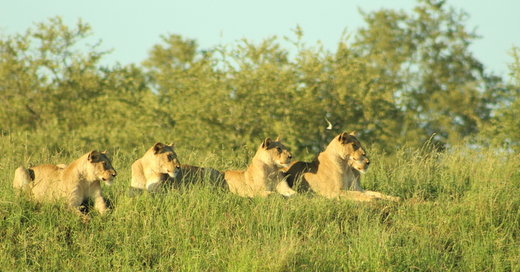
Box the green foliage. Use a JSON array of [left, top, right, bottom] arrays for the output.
[[2, 1, 518, 152], [136, 0, 508, 153], [484, 47, 520, 151], [510, 47, 520, 85], [0, 136, 518, 271], [0, 17, 173, 149], [0, 17, 101, 130], [1, 4, 520, 269], [356, 0, 504, 145]]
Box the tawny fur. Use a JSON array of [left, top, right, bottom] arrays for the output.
[[224, 138, 296, 198], [131, 142, 181, 192], [13, 151, 117, 214], [285, 132, 400, 202]]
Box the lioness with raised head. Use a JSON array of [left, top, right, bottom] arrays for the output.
[[224, 137, 296, 198], [285, 132, 399, 202], [131, 142, 181, 192], [13, 150, 117, 214]]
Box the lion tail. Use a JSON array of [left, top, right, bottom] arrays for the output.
[[13, 166, 34, 191]]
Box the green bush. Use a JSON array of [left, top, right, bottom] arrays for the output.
[[1, 1, 519, 270]]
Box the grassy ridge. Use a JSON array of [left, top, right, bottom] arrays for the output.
[[0, 134, 518, 271]]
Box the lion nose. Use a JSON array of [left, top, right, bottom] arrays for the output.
[[366, 159, 370, 165], [112, 172, 117, 177], [288, 154, 293, 159], [176, 165, 181, 169]]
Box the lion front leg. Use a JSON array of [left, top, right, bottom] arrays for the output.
[[144, 171, 165, 192], [339, 190, 377, 202], [86, 183, 108, 215], [275, 180, 297, 197], [146, 179, 163, 192], [94, 196, 107, 215], [92, 192, 108, 215], [364, 190, 401, 202], [248, 190, 274, 198], [68, 193, 91, 222]]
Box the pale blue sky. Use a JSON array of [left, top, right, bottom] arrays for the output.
[[1, 0, 519, 78]]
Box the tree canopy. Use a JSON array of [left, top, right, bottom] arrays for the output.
[[1, 1, 517, 154]]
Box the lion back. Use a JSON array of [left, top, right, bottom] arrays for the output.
[[224, 170, 247, 196], [178, 165, 226, 188], [130, 159, 146, 189], [284, 161, 314, 191]]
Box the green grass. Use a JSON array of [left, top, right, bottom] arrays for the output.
[[0, 133, 518, 271]]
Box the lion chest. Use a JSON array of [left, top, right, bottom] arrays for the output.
[[244, 163, 278, 192], [305, 156, 344, 194], [341, 170, 357, 190]]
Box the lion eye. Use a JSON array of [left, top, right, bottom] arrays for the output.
[[276, 147, 282, 153]]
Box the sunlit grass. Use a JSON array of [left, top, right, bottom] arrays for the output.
[[0, 133, 518, 271]]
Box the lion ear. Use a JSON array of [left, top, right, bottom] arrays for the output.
[[88, 150, 101, 162], [262, 138, 273, 149], [101, 150, 108, 155], [275, 136, 282, 142], [338, 132, 349, 143], [168, 142, 175, 148], [349, 131, 357, 137], [153, 142, 165, 154]]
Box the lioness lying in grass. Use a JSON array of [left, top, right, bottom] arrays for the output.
[[131, 142, 225, 192], [224, 137, 296, 198], [285, 132, 399, 202], [13, 151, 117, 215]]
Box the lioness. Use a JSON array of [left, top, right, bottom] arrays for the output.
[[285, 132, 399, 202], [224, 137, 296, 197], [131, 142, 181, 192], [13, 150, 117, 214]]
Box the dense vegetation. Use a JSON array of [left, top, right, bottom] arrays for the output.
[[0, 0, 518, 271], [2, 1, 519, 154], [1, 140, 518, 271]]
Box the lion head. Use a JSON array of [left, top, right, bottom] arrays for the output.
[[149, 142, 181, 178], [86, 150, 117, 185], [255, 137, 293, 168], [331, 131, 370, 174]]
